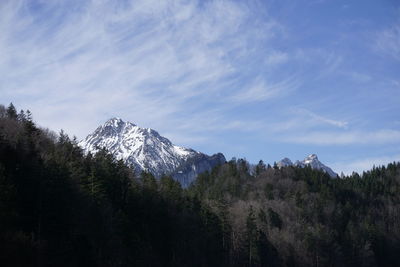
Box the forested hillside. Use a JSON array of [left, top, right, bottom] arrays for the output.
[[1, 103, 399, 267], [0, 104, 224, 267], [190, 159, 400, 267]]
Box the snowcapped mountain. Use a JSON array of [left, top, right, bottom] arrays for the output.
[[79, 118, 226, 186], [277, 154, 338, 177]]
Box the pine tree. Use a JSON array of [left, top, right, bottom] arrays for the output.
[[6, 103, 17, 120], [17, 109, 26, 122], [255, 160, 266, 176]]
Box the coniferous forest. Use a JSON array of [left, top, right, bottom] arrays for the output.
[[1, 103, 400, 267]]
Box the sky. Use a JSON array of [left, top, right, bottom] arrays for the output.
[[1, 0, 399, 175]]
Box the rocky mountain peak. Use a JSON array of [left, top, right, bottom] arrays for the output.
[[277, 157, 293, 168], [277, 154, 337, 178], [305, 154, 318, 161], [79, 118, 226, 187]]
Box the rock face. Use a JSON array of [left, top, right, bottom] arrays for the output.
[[79, 118, 226, 186], [172, 153, 226, 187], [277, 154, 338, 178], [276, 157, 293, 168]]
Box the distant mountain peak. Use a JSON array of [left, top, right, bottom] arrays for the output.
[[107, 117, 123, 122], [276, 157, 293, 168], [277, 154, 337, 178], [306, 154, 318, 160], [104, 117, 125, 126], [79, 118, 225, 186]]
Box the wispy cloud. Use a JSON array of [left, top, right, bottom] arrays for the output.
[[295, 108, 348, 129], [376, 22, 400, 60], [264, 51, 289, 65], [261, 108, 349, 137], [0, 0, 285, 142], [293, 49, 343, 80], [347, 72, 372, 83], [230, 75, 299, 104], [284, 129, 400, 145]]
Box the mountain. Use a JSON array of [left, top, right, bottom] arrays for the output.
[[276, 157, 293, 168], [277, 154, 338, 177], [78, 118, 226, 186], [172, 152, 226, 186]]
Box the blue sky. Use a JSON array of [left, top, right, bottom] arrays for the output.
[[1, 0, 399, 174]]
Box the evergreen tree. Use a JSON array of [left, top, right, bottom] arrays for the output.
[[6, 103, 17, 120], [255, 160, 266, 176]]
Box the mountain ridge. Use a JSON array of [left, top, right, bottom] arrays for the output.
[[277, 154, 338, 177], [79, 118, 338, 184], [79, 118, 226, 186]]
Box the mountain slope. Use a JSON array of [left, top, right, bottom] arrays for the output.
[[79, 118, 225, 186], [277, 154, 338, 177]]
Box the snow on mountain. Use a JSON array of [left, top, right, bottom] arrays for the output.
[[277, 154, 338, 177], [79, 118, 225, 186]]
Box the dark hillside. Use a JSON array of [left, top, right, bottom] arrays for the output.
[[189, 158, 400, 266], [0, 104, 225, 267]]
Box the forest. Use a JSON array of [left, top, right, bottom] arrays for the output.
[[1, 103, 399, 267]]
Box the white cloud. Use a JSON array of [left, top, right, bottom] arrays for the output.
[[0, 0, 285, 142], [230, 75, 299, 104], [293, 49, 343, 80], [295, 108, 348, 129], [284, 129, 400, 145], [261, 109, 349, 136], [376, 22, 400, 60], [264, 51, 289, 65], [347, 72, 371, 83]]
